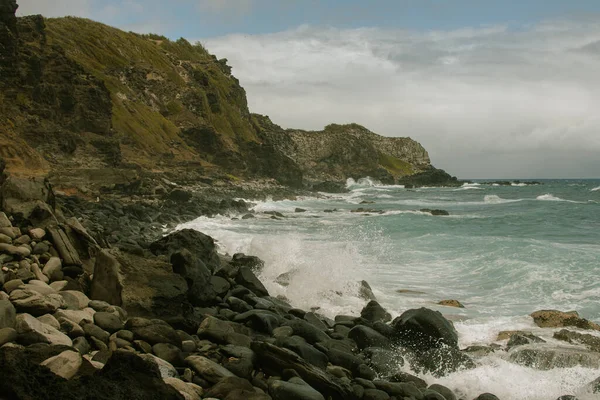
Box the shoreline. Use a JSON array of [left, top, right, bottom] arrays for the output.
[[0, 173, 599, 400]]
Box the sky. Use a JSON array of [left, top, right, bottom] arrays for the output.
[[17, 1, 600, 178]]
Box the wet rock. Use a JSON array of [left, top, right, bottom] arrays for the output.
[[363, 347, 405, 375], [509, 345, 600, 370], [554, 329, 600, 352], [530, 310, 600, 330], [363, 388, 390, 400], [40, 349, 82, 379], [420, 209, 449, 216], [211, 275, 231, 296], [277, 335, 329, 369], [474, 394, 500, 400], [348, 325, 391, 350], [284, 318, 329, 345], [372, 380, 423, 399], [358, 280, 377, 301], [437, 299, 464, 308], [236, 266, 269, 297], [234, 309, 281, 334], [428, 383, 457, 400], [507, 332, 546, 349], [391, 307, 458, 350], [252, 341, 357, 400], [360, 300, 391, 323], [413, 346, 475, 377]]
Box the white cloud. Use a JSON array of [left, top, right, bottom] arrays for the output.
[[16, 0, 93, 18], [202, 21, 600, 178]]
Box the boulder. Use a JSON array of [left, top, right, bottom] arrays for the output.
[[0, 176, 56, 227], [14, 313, 72, 346], [269, 377, 326, 400], [437, 299, 464, 308], [509, 345, 600, 370], [0, 327, 17, 346], [196, 316, 252, 348], [358, 280, 377, 301], [251, 341, 357, 400], [90, 250, 123, 306], [284, 318, 329, 345], [9, 288, 65, 316], [204, 376, 255, 399], [170, 249, 216, 304], [126, 318, 182, 348], [234, 309, 281, 334], [42, 257, 63, 282], [554, 329, 600, 352], [277, 335, 329, 370], [40, 349, 82, 380], [163, 377, 203, 400], [530, 310, 600, 330], [138, 353, 179, 378], [48, 227, 82, 266], [390, 307, 458, 350], [348, 325, 391, 350], [150, 229, 220, 272], [185, 355, 235, 383], [360, 300, 391, 323], [236, 266, 269, 297], [0, 299, 16, 328], [94, 312, 124, 333]]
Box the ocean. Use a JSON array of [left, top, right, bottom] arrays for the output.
[[178, 178, 600, 399]]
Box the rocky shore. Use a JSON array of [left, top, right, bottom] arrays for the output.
[[1, 166, 599, 400]]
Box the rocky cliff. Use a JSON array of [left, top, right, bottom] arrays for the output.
[[1, 4, 448, 193], [254, 116, 431, 185]]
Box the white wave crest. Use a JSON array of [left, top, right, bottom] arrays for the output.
[[462, 182, 481, 187], [346, 176, 380, 188], [454, 186, 483, 191], [511, 183, 528, 187], [536, 194, 564, 201], [483, 195, 522, 204], [591, 186, 600, 192]]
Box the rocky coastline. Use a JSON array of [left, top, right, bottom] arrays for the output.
[[1, 165, 600, 400]]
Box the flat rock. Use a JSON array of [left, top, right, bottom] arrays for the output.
[[186, 355, 235, 383], [40, 349, 82, 380], [437, 299, 464, 308], [9, 289, 65, 316], [15, 313, 72, 346], [530, 310, 600, 330]]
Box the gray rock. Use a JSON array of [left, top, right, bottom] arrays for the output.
[[94, 312, 124, 333], [9, 289, 65, 316], [15, 313, 72, 346], [0, 212, 11, 228], [186, 355, 235, 383], [196, 315, 252, 348], [138, 353, 179, 378], [428, 384, 457, 400], [89, 250, 123, 306], [0, 299, 16, 329], [0, 327, 17, 346], [474, 394, 500, 400], [37, 314, 60, 330], [2, 279, 23, 293], [57, 316, 85, 338], [40, 350, 82, 380], [54, 309, 95, 325], [269, 377, 326, 400], [42, 257, 63, 282], [153, 342, 184, 366], [373, 380, 424, 399], [82, 322, 110, 343], [126, 317, 181, 347], [363, 388, 390, 400], [348, 325, 391, 350], [236, 266, 269, 297], [360, 301, 391, 323], [233, 309, 281, 334], [211, 275, 231, 296], [284, 318, 329, 344], [509, 345, 600, 370], [391, 307, 458, 350], [277, 335, 329, 370], [72, 336, 91, 354], [58, 290, 90, 310]]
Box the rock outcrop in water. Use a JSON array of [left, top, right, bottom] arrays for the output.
[[0, 4, 456, 195]]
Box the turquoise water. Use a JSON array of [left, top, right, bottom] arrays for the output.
[[179, 178, 600, 399]]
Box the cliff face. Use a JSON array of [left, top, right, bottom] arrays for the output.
[[1, 7, 441, 191], [254, 117, 431, 184]]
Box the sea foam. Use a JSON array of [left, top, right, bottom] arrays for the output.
[[591, 186, 600, 192]]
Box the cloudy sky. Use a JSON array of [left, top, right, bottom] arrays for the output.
[[17, 1, 600, 178]]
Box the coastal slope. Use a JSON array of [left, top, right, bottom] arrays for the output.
[[0, 10, 452, 193]]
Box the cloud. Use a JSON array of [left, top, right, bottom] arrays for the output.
[[16, 0, 94, 18], [202, 20, 600, 178]]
